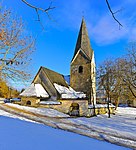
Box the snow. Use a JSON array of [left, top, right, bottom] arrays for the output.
[[0, 103, 135, 149], [89, 103, 115, 108], [20, 83, 49, 98], [54, 83, 74, 94], [54, 83, 86, 99], [69, 107, 136, 148], [117, 107, 136, 115], [61, 93, 85, 99], [35, 84, 49, 97], [0, 116, 130, 150], [40, 101, 61, 105], [6, 103, 69, 117], [0, 98, 5, 103], [0, 109, 35, 123]]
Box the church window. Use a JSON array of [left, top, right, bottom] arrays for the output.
[[79, 66, 83, 73]]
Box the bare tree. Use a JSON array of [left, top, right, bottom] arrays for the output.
[[122, 42, 136, 98], [97, 42, 136, 109], [97, 60, 116, 117], [112, 58, 128, 109], [0, 7, 34, 81]]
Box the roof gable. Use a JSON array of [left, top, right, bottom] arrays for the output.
[[71, 49, 91, 65]]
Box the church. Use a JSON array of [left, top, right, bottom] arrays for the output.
[[20, 18, 96, 117]]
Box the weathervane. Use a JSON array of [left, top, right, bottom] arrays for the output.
[[82, 11, 85, 18]]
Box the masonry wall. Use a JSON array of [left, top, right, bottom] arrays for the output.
[[70, 52, 92, 104], [39, 99, 89, 117], [21, 97, 115, 117], [89, 107, 115, 116], [21, 97, 40, 107]]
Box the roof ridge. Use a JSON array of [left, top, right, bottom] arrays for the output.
[[41, 66, 64, 76]]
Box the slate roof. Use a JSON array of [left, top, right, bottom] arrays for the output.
[[72, 18, 93, 61], [42, 67, 69, 88]]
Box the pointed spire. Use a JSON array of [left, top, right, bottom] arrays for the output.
[[72, 18, 93, 60]]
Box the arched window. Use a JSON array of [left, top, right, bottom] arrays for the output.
[[79, 66, 83, 73]]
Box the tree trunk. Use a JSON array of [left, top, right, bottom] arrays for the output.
[[115, 96, 120, 110], [107, 93, 111, 118]]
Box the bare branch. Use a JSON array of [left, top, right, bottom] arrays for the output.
[[21, 0, 55, 12], [105, 0, 123, 28], [113, 7, 124, 15], [21, 0, 55, 28], [35, 8, 40, 21]]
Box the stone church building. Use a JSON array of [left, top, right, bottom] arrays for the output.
[[20, 18, 96, 117]]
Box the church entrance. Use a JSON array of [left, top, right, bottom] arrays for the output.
[[26, 100, 31, 105], [69, 103, 79, 116]]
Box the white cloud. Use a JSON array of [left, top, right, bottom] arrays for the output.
[[89, 15, 128, 45], [87, 1, 136, 45]]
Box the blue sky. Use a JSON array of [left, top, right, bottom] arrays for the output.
[[2, 0, 136, 89]]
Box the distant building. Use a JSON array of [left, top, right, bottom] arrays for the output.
[[20, 18, 99, 117]]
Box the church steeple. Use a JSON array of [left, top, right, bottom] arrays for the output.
[[72, 18, 93, 61], [70, 18, 96, 105]]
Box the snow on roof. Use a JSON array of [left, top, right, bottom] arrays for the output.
[[88, 104, 115, 109], [0, 98, 5, 101], [20, 83, 49, 98], [61, 93, 86, 99], [40, 101, 61, 105], [54, 83, 86, 99]]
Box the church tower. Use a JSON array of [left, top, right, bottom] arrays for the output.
[[70, 18, 96, 104]]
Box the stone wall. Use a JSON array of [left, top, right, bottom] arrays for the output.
[[21, 97, 40, 107], [70, 52, 91, 97], [89, 107, 115, 116], [70, 51, 96, 104], [21, 97, 115, 117], [39, 99, 89, 117]]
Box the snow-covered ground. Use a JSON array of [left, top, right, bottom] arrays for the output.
[[0, 115, 130, 150], [0, 109, 36, 123], [0, 104, 135, 149], [6, 103, 69, 117], [69, 107, 136, 149], [70, 107, 136, 141]]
